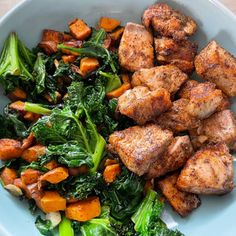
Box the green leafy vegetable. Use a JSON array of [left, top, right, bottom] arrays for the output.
[[59, 217, 74, 236], [35, 216, 54, 236], [99, 71, 121, 93], [24, 102, 52, 115], [132, 189, 184, 236], [88, 28, 106, 45]]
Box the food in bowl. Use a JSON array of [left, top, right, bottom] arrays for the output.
[[0, 2, 235, 236]]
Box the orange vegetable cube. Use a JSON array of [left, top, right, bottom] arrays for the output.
[[66, 196, 101, 222], [0, 167, 17, 185], [0, 139, 23, 160], [106, 83, 131, 99], [21, 169, 41, 185], [104, 159, 118, 167], [103, 164, 121, 183], [62, 55, 77, 64], [40, 167, 69, 184], [22, 133, 35, 150], [110, 27, 124, 41], [9, 101, 25, 111], [98, 17, 120, 32], [69, 18, 91, 40], [40, 191, 66, 213], [80, 57, 99, 75], [21, 145, 46, 163], [8, 88, 27, 101], [44, 160, 59, 171], [23, 112, 41, 122]]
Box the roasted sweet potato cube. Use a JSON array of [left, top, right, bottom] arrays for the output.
[[0, 167, 17, 185], [21, 145, 46, 163], [22, 133, 35, 150], [44, 160, 59, 171], [103, 164, 121, 183], [23, 112, 41, 122], [0, 139, 23, 160], [42, 29, 64, 43], [40, 167, 69, 184], [9, 101, 25, 112], [8, 88, 27, 101], [62, 55, 77, 63], [110, 27, 124, 41], [21, 169, 41, 185], [98, 17, 120, 32], [38, 41, 58, 55], [80, 57, 99, 74], [69, 18, 91, 40]]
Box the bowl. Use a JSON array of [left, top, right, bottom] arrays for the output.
[[0, 0, 236, 235]]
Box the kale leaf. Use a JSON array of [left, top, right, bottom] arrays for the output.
[[35, 216, 54, 236]]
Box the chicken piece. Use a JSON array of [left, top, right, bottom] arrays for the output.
[[157, 172, 200, 217], [108, 124, 173, 176], [155, 37, 198, 73], [118, 22, 154, 72], [177, 143, 234, 195], [195, 41, 236, 97], [190, 110, 236, 150], [142, 3, 197, 40], [131, 65, 188, 95], [118, 86, 172, 125], [155, 98, 200, 133], [146, 135, 193, 179], [186, 82, 223, 119], [178, 80, 230, 112]]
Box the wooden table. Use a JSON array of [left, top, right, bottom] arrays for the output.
[[0, 0, 236, 17]]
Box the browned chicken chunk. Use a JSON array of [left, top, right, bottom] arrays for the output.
[[178, 80, 230, 112], [108, 124, 173, 176], [155, 37, 198, 73], [195, 40, 236, 97], [177, 143, 234, 195], [190, 110, 236, 150], [146, 135, 194, 179], [157, 172, 200, 217], [142, 3, 197, 40], [118, 22, 154, 72], [186, 82, 223, 119], [131, 65, 188, 95], [155, 98, 200, 133], [118, 86, 172, 125]]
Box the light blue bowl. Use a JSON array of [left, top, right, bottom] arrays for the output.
[[0, 0, 236, 235]]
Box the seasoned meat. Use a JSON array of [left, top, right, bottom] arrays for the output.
[[108, 124, 173, 176], [155, 98, 200, 133], [131, 65, 188, 95], [195, 40, 236, 97], [142, 3, 197, 40], [186, 82, 223, 119], [190, 110, 236, 150], [146, 135, 194, 179], [177, 143, 234, 195], [155, 37, 198, 73], [178, 80, 230, 112], [118, 86, 172, 125], [118, 22, 154, 72], [157, 172, 200, 217]]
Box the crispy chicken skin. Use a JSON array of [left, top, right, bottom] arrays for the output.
[[157, 172, 201, 217], [118, 22, 154, 72], [195, 40, 236, 97], [177, 143, 234, 195], [131, 65, 188, 95], [178, 80, 230, 112], [190, 110, 236, 150], [155, 98, 200, 133], [146, 135, 194, 179], [118, 86, 172, 125], [186, 82, 223, 119], [154, 37, 198, 73], [142, 3, 197, 40], [108, 124, 173, 176]]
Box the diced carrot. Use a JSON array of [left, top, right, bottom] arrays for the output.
[[40, 167, 69, 184], [61, 40, 82, 55], [68, 165, 89, 176], [44, 91, 62, 104], [62, 55, 77, 64], [80, 57, 99, 74], [104, 159, 118, 167], [23, 112, 41, 122], [121, 74, 130, 84], [98, 17, 120, 32], [106, 83, 131, 99], [21, 145, 46, 163], [21, 133, 35, 150], [8, 88, 27, 101], [144, 179, 154, 194], [0, 139, 23, 160], [0, 168, 17, 185], [44, 160, 59, 171], [9, 101, 25, 112], [69, 18, 91, 40], [110, 27, 124, 41], [103, 164, 121, 183], [21, 169, 41, 185], [13, 178, 26, 191], [40, 191, 66, 213], [66, 196, 101, 222]]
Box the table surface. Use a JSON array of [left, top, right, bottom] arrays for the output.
[[0, 0, 236, 17]]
